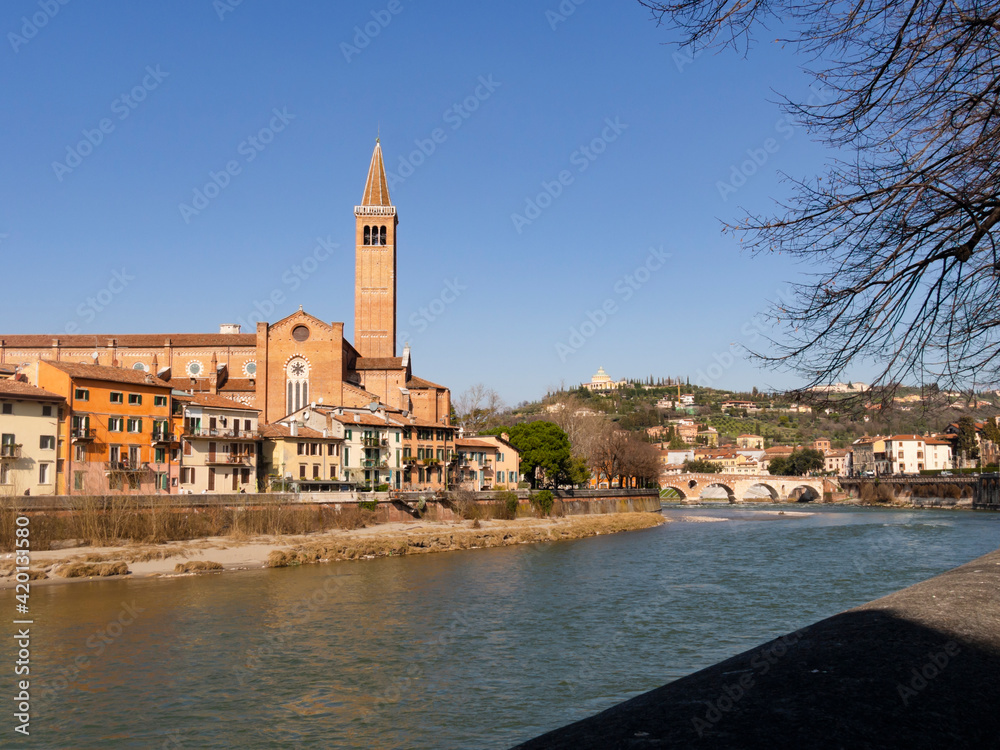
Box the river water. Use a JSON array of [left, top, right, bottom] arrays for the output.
[[3, 505, 998, 749]]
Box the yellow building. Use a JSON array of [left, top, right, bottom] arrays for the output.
[[0, 380, 64, 496]]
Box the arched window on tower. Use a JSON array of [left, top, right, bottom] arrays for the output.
[[380, 225, 387, 245], [285, 358, 310, 415], [364, 226, 371, 245]]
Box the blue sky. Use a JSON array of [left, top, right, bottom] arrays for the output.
[[1, 0, 848, 405]]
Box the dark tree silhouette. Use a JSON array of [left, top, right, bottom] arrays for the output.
[[640, 0, 1000, 393]]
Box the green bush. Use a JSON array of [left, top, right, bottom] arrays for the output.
[[492, 491, 519, 520], [533, 490, 554, 516], [375, 484, 390, 492], [358, 500, 379, 512]]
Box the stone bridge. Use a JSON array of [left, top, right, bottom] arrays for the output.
[[659, 473, 827, 503]]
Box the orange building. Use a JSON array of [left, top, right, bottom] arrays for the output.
[[36, 360, 178, 494]]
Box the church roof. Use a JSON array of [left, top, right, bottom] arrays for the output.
[[361, 140, 392, 207], [407, 375, 448, 390], [355, 357, 404, 370]]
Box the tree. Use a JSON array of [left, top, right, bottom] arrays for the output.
[[956, 416, 981, 465], [505, 421, 574, 489], [769, 448, 826, 476], [640, 0, 1000, 393], [682, 459, 723, 473], [454, 384, 507, 434]]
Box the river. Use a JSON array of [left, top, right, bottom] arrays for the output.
[[3, 505, 998, 749]]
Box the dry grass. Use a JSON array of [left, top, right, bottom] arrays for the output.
[[0, 499, 380, 552], [267, 513, 666, 569], [55, 561, 130, 578], [174, 560, 223, 573]]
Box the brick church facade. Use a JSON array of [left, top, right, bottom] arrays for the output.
[[0, 141, 451, 428]]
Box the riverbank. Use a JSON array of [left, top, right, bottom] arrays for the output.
[[0, 512, 667, 588]]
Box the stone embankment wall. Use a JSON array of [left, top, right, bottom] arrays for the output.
[[512, 547, 1000, 749], [3, 488, 662, 522]]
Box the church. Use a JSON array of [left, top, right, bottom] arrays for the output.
[[0, 141, 452, 427]]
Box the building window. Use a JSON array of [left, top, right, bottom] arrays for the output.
[[313, 465, 320, 479], [42, 405, 52, 417], [39, 463, 50, 485], [74, 389, 89, 401], [154, 447, 166, 463], [110, 392, 124, 404], [109, 417, 124, 432], [40, 436, 55, 450], [292, 326, 310, 342], [328, 443, 335, 456], [297, 442, 306, 456], [380, 225, 387, 245], [154, 396, 168, 407], [364, 225, 371, 245], [1, 403, 11, 415], [344, 447, 350, 466], [285, 358, 310, 414], [299, 465, 306, 479], [74, 444, 86, 461], [74, 471, 84, 490], [345, 429, 352, 440], [128, 394, 142, 406], [127, 418, 143, 433]]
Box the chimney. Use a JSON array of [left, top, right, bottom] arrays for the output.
[[219, 324, 241, 334], [290, 421, 298, 437]]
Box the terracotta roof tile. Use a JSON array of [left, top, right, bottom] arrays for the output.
[[355, 357, 404, 370], [2, 333, 256, 347], [259, 424, 331, 440], [0, 380, 64, 401], [406, 375, 448, 390], [40, 360, 171, 388], [190, 393, 259, 411]]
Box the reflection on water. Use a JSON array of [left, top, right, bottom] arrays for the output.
[[2, 506, 998, 749]]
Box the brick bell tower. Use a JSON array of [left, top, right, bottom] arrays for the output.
[[354, 139, 398, 359]]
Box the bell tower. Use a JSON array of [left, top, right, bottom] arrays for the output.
[[354, 139, 398, 359]]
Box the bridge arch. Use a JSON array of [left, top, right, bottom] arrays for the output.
[[700, 482, 737, 503], [659, 486, 687, 500], [742, 482, 779, 501], [790, 485, 821, 502]]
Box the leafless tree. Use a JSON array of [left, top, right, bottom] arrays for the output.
[[453, 384, 508, 434], [543, 395, 608, 460], [620, 437, 663, 487], [641, 0, 1000, 395]]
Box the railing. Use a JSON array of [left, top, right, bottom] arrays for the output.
[[0, 444, 22, 459], [207, 454, 253, 466], [72, 428, 96, 440], [186, 427, 256, 439], [108, 461, 148, 473], [151, 432, 176, 443]]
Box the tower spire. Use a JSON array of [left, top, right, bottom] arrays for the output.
[[361, 139, 391, 207]]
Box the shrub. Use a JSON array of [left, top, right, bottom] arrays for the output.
[[375, 484, 390, 492], [492, 491, 519, 520], [358, 500, 378, 512], [533, 490, 554, 517]]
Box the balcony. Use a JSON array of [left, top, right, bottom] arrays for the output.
[[0, 444, 22, 460], [207, 454, 253, 466], [151, 432, 176, 444], [107, 460, 148, 473], [186, 427, 257, 440], [72, 428, 96, 441], [362, 437, 389, 448]]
